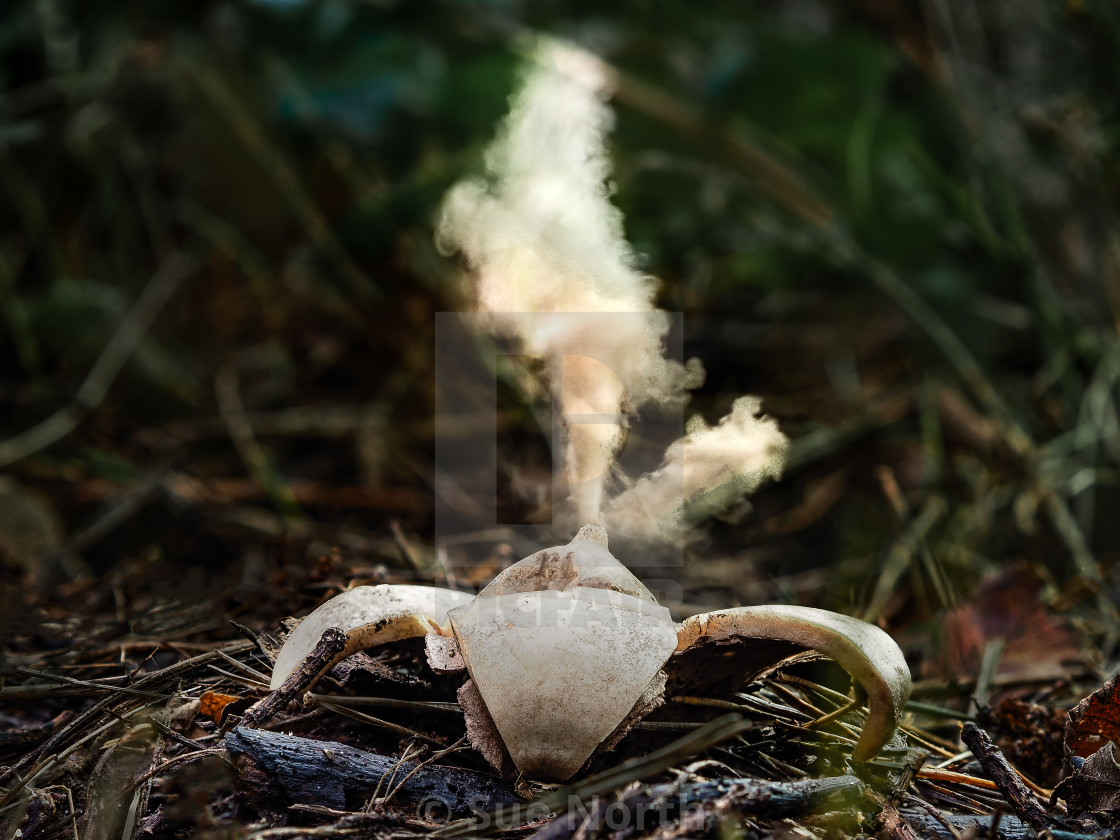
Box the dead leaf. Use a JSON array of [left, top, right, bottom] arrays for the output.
[[199, 691, 242, 724], [1066, 675, 1120, 760], [935, 564, 1091, 683], [978, 697, 1066, 787], [1054, 740, 1120, 814]]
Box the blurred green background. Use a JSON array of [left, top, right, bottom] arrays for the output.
[[1, 0, 1119, 669]]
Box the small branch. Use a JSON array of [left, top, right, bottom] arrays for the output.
[[874, 799, 923, 840], [959, 723, 1056, 834], [240, 627, 346, 729]]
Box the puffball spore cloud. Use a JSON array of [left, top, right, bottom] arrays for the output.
[[436, 42, 787, 539]]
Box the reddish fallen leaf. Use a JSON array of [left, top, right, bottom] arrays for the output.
[[199, 691, 242, 724], [935, 564, 1091, 684], [1066, 675, 1120, 760]]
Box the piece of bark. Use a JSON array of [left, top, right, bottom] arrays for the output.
[[426, 634, 467, 674], [224, 726, 519, 815], [902, 810, 1026, 839], [898, 809, 1107, 840], [961, 722, 1059, 833], [529, 775, 865, 840], [679, 774, 864, 816], [242, 627, 347, 729]]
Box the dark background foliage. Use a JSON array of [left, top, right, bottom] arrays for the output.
[[2, 0, 1119, 671]]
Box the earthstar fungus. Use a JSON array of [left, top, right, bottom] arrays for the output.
[[270, 525, 912, 781]]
